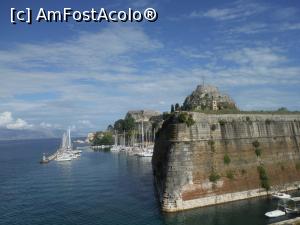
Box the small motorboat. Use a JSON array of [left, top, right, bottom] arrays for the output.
[[265, 209, 286, 218], [272, 192, 291, 200]]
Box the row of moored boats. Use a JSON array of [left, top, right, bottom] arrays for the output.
[[40, 129, 82, 163], [55, 129, 82, 161], [94, 121, 154, 157], [265, 192, 300, 218]]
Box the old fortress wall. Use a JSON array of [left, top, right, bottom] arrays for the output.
[[152, 113, 300, 212]]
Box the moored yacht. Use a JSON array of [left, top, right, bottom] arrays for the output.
[[55, 129, 81, 162], [272, 192, 291, 200]]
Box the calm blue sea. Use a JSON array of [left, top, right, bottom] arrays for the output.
[[0, 139, 296, 225]]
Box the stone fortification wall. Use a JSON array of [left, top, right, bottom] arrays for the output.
[[152, 113, 300, 212]]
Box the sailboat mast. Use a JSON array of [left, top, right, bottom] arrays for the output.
[[61, 133, 64, 148], [141, 120, 144, 148], [68, 128, 71, 149], [123, 130, 126, 146], [114, 131, 117, 146], [138, 123, 141, 147]]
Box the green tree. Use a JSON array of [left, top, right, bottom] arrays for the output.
[[114, 119, 124, 132], [175, 103, 180, 111], [224, 154, 231, 165], [178, 112, 195, 127], [107, 124, 114, 132], [277, 107, 288, 112], [162, 112, 171, 120], [171, 104, 175, 113], [92, 132, 114, 146], [257, 166, 270, 191], [123, 115, 135, 131]]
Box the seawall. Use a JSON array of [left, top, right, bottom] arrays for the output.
[[152, 113, 300, 212]]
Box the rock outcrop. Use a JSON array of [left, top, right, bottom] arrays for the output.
[[152, 112, 300, 212], [183, 85, 238, 111]]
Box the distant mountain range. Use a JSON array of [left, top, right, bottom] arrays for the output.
[[0, 128, 64, 141]]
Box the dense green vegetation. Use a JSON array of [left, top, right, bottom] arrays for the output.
[[255, 148, 262, 157], [252, 140, 262, 157], [296, 161, 300, 171], [211, 124, 217, 131], [113, 115, 135, 132], [192, 108, 300, 115], [177, 112, 195, 127], [209, 171, 221, 183], [193, 108, 239, 114], [170, 104, 175, 113], [252, 140, 260, 148], [208, 140, 215, 152], [240, 169, 247, 175], [265, 119, 272, 125], [257, 165, 270, 191], [224, 153, 231, 165], [92, 132, 114, 146], [219, 119, 226, 126], [226, 170, 234, 180]]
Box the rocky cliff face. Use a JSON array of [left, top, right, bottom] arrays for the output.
[[183, 85, 237, 111], [152, 112, 300, 212]]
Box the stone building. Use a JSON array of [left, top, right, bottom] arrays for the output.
[[126, 110, 161, 122], [212, 100, 218, 111]]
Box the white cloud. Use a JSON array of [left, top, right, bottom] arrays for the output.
[[224, 47, 286, 66], [235, 88, 300, 111], [0, 25, 162, 74], [78, 120, 93, 127], [189, 1, 267, 21], [0, 25, 165, 131], [0, 22, 299, 133], [229, 23, 268, 34], [279, 23, 300, 31], [176, 47, 213, 59], [129, 0, 150, 8], [0, 111, 33, 130], [0, 112, 13, 126], [6, 118, 32, 130], [39, 122, 60, 129]]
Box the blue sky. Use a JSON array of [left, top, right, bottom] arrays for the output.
[[0, 0, 300, 135]]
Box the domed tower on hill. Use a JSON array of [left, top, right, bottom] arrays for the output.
[[182, 84, 238, 111]]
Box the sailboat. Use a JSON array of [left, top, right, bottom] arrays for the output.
[[137, 120, 153, 157], [56, 129, 81, 161], [111, 132, 121, 152]]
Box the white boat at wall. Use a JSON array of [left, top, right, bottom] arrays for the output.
[[265, 209, 286, 218], [272, 192, 291, 200], [56, 154, 72, 161], [137, 150, 153, 157], [111, 145, 121, 152]]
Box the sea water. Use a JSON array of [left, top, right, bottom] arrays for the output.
[[0, 139, 295, 225]]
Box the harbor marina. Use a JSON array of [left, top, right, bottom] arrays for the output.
[[40, 129, 82, 163]]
